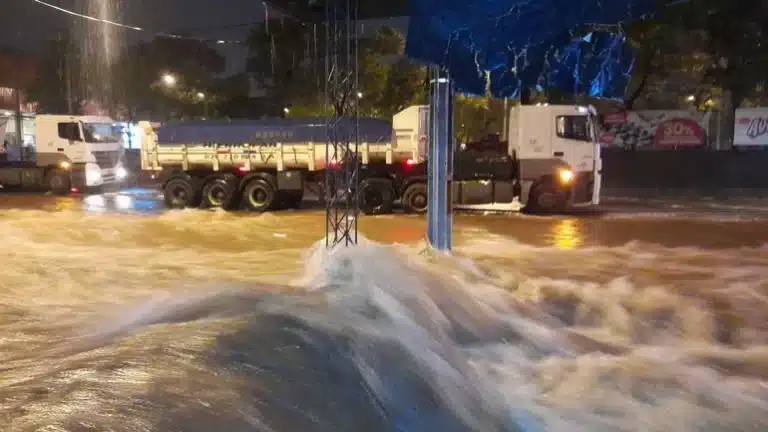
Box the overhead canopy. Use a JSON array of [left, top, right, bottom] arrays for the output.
[[405, 0, 665, 98]]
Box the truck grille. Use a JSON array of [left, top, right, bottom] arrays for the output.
[[92, 151, 120, 169]]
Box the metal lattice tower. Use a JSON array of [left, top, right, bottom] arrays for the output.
[[323, 0, 360, 247]]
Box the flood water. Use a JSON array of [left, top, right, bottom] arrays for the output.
[[1, 189, 768, 431]]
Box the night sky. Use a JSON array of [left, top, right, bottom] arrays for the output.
[[2, 0, 269, 74], [2, 0, 406, 76]]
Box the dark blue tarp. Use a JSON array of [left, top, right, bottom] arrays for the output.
[[405, 0, 661, 99], [156, 118, 393, 145]]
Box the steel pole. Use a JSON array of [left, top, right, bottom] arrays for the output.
[[14, 88, 23, 162], [427, 67, 454, 251]]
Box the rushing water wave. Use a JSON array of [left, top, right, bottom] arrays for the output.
[[0, 208, 767, 431]]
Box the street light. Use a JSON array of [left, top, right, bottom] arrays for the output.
[[283, 107, 290, 114], [162, 73, 176, 87], [686, 95, 695, 102], [357, 91, 363, 98], [198, 93, 209, 118]]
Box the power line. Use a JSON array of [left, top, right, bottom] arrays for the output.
[[31, 0, 248, 45]]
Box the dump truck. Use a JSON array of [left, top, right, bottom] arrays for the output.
[[139, 104, 601, 214]]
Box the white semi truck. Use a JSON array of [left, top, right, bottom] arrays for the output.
[[139, 104, 601, 214], [0, 114, 127, 194]]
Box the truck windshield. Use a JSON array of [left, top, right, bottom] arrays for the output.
[[82, 123, 121, 144]]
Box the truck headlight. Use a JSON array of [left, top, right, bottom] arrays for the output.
[[86, 166, 102, 183], [558, 168, 574, 184], [116, 166, 128, 180]]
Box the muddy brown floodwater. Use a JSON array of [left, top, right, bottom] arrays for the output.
[[1, 188, 767, 431]]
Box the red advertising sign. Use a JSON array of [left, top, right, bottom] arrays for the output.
[[599, 110, 711, 150], [653, 118, 706, 148], [603, 111, 628, 125]]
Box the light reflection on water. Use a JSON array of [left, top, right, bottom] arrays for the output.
[[549, 218, 583, 250], [0, 190, 768, 430]]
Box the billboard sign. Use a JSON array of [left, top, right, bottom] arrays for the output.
[[734, 108, 768, 147], [599, 110, 710, 149]]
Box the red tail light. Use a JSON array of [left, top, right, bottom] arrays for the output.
[[237, 166, 249, 173], [405, 159, 417, 166]]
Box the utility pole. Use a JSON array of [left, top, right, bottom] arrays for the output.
[[427, 67, 454, 251], [14, 87, 23, 162]]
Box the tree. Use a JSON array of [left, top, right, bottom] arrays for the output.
[[645, 0, 768, 142], [245, 22, 427, 119], [246, 19, 323, 113], [357, 27, 428, 119], [112, 37, 226, 120]]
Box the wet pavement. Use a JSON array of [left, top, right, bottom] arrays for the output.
[[2, 187, 768, 248]]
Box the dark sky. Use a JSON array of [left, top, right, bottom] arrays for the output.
[[2, 0, 269, 74]]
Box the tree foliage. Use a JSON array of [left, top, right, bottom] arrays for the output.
[[618, 0, 768, 112], [246, 19, 323, 113], [357, 27, 428, 119], [245, 22, 426, 119], [112, 37, 225, 119]]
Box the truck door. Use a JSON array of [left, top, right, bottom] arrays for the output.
[[552, 113, 600, 204], [50, 121, 84, 159], [551, 114, 594, 173]]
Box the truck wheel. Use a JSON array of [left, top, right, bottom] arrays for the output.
[[402, 182, 428, 214], [526, 181, 564, 214], [163, 178, 197, 209], [46, 170, 71, 195], [242, 179, 275, 212], [201, 177, 237, 210], [358, 179, 394, 215]]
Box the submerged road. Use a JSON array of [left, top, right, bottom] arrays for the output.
[[0, 188, 767, 431], [2, 187, 768, 248]]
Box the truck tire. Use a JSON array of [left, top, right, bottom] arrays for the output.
[[401, 182, 428, 214], [242, 178, 275, 212], [163, 178, 197, 209], [46, 170, 71, 195], [201, 176, 237, 210], [358, 178, 394, 215], [526, 181, 564, 214]]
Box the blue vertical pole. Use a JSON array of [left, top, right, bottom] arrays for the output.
[[427, 67, 454, 251]]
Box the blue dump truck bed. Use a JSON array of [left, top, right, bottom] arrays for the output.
[[156, 117, 393, 146]]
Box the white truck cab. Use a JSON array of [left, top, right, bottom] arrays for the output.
[[506, 104, 602, 207], [392, 104, 602, 211], [34, 115, 127, 189]]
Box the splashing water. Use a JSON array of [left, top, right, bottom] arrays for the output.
[[0, 209, 767, 431]]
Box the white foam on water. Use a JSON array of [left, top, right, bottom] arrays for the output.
[[288, 238, 768, 430], [0, 209, 766, 430]]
